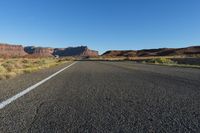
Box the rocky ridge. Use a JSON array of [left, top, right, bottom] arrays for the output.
[[0, 43, 99, 57], [102, 46, 200, 57]]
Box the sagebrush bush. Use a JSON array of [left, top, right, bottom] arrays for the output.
[[22, 59, 30, 63], [6, 72, 17, 79], [14, 62, 23, 69], [2, 62, 16, 72], [0, 65, 7, 73], [23, 67, 39, 73], [148, 58, 176, 64]]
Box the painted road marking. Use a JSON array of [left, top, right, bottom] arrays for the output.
[[0, 61, 78, 109]]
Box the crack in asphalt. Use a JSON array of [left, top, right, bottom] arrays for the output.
[[25, 101, 47, 133]]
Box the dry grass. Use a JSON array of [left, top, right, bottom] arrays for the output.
[[89, 56, 200, 68], [0, 58, 69, 80], [97, 55, 193, 61], [145, 58, 177, 64], [136, 57, 200, 69]]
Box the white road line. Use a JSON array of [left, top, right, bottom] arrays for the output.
[[0, 61, 78, 110]]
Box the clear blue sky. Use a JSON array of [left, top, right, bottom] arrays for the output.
[[0, 0, 199, 53]]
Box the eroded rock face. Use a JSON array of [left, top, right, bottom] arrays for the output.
[[53, 46, 99, 57], [82, 48, 99, 57], [25, 46, 99, 57], [0, 43, 99, 57], [0, 43, 27, 57], [24, 46, 54, 57], [33, 48, 54, 56]]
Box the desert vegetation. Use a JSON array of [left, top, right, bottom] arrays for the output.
[[145, 58, 177, 64], [0, 58, 70, 80], [141, 57, 200, 68], [89, 56, 200, 68]]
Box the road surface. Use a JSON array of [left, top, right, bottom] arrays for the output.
[[0, 61, 200, 132]]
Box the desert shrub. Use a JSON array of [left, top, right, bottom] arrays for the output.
[[0, 72, 17, 79], [13, 69, 24, 74], [148, 58, 176, 64], [36, 60, 43, 65], [23, 64, 32, 68], [0, 65, 7, 73], [23, 67, 39, 73], [14, 62, 23, 69], [1, 62, 16, 72], [34, 59, 48, 65], [5, 72, 17, 79], [57, 59, 63, 62], [141, 61, 146, 63], [124, 57, 132, 60], [58, 57, 75, 61], [22, 59, 30, 63]]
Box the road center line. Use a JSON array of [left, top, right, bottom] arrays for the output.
[[0, 61, 78, 110]]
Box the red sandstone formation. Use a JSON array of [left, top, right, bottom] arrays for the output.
[[0, 43, 99, 57], [24, 46, 99, 57], [0, 43, 27, 57], [53, 46, 98, 57], [33, 47, 54, 56], [81, 47, 99, 57]]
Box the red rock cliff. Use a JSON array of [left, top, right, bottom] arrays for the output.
[[81, 47, 99, 57], [0, 43, 99, 57], [33, 47, 54, 56], [24, 46, 54, 57], [53, 46, 99, 57], [0, 43, 27, 57]]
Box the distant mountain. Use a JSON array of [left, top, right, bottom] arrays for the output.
[[1, 43, 199, 58], [0, 43, 99, 57], [102, 46, 200, 57]]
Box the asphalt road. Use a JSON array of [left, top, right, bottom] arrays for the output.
[[0, 61, 200, 133]]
